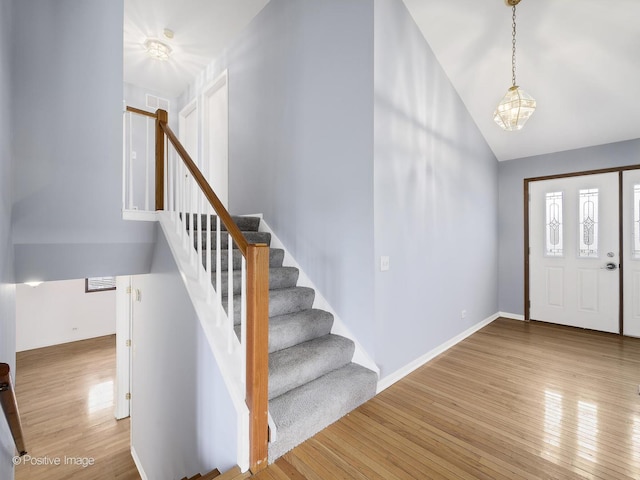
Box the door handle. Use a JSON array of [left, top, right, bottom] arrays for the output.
[[603, 262, 617, 270]]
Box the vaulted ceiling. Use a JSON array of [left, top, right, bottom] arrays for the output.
[[124, 0, 640, 162]]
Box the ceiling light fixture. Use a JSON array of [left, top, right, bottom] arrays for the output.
[[493, 0, 536, 131], [144, 38, 172, 61]]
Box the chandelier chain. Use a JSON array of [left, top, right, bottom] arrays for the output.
[[511, 4, 517, 87]]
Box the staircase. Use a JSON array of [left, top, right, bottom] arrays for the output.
[[181, 468, 221, 480], [194, 215, 378, 462]]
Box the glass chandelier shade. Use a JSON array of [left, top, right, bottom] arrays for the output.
[[493, 85, 536, 131], [144, 39, 172, 61], [494, 1, 536, 131]]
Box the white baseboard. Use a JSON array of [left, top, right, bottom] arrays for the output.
[[130, 446, 148, 480], [499, 311, 525, 321], [376, 312, 499, 393]]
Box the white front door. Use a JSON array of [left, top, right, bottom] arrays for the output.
[[529, 172, 620, 333]]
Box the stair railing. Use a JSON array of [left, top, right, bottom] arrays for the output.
[[0, 363, 27, 457], [124, 107, 269, 473]]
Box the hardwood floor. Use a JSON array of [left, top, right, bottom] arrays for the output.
[[14, 335, 140, 480], [12, 320, 640, 479], [257, 318, 640, 479]]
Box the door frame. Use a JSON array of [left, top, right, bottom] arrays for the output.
[[524, 164, 640, 333], [202, 69, 229, 208]]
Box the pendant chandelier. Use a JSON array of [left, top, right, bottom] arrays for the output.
[[493, 0, 536, 131]]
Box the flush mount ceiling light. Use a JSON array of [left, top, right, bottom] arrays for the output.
[[144, 38, 172, 61], [493, 0, 536, 131]]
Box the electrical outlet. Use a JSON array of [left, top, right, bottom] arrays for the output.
[[461, 310, 467, 319], [380, 256, 390, 272], [131, 151, 137, 160]]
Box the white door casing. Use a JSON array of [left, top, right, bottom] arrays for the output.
[[529, 173, 619, 333], [203, 70, 229, 208], [115, 276, 133, 419], [622, 169, 640, 337]]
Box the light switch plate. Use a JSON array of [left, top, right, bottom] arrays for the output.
[[380, 256, 390, 271]]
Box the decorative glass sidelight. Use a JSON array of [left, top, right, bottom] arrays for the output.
[[634, 185, 640, 259], [545, 192, 563, 256], [578, 188, 599, 258]]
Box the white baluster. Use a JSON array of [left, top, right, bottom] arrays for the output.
[[206, 206, 212, 304], [168, 149, 174, 220], [227, 232, 234, 353], [241, 256, 247, 385], [128, 112, 134, 210], [177, 160, 183, 236], [144, 116, 150, 212], [216, 216, 222, 326], [166, 136, 171, 211], [122, 110, 127, 213], [190, 177, 196, 266], [197, 193, 203, 280]]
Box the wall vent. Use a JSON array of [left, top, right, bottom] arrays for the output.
[[145, 94, 170, 112]]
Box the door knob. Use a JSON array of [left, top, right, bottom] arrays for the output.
[[604, 262, 617, 270]]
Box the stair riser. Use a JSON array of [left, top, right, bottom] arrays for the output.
[[232, 309, 334, 354], [226, 287, 315, 325], [269, 335, 355, 399], [268, 310, 334, 353], [214, 267, 299, 297]]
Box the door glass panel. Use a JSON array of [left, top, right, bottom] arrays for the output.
[[578, 188, 598, 258], [633, 185, 640, 259], [545, 192, 563, 256]]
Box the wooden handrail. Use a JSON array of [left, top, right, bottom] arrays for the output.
[[0, 363, 27, 456], [153, 109, 269, 473], [125, 105, 158, 118]]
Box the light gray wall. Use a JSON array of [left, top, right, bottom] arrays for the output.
[[498, 139, 640, 315], [131, 231, 237, 479], [373, 0, 499, 377], [180, 0, 377, 353], [11, 0, 155, 283], [0, 0, 16, 477]]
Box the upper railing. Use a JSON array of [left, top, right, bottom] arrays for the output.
[[124, 107, 269, 473], [0, 363, 27, 457]]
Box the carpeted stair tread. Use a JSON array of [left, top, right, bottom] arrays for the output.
[[269, 334, 355, 399], [202, 248, 284, 271], [216, 266, 299, 296], [233, 308, 334, 353], [183, 214, 260, 232], [227, 287, 315, 324], [197, 230, 271, 250], [268, 309, 334, 353], [268, 362, 377, 462]]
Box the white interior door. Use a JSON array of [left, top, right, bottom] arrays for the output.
[[203, 71, 229, 208], [622, 169, 640, 337], [529, 172, 619, 333]]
